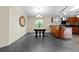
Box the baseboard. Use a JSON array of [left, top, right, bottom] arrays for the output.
[[0, 43, 9, 48], [0, 33, 28, 48], [73, 33, 79, 34], [9, 33, 28, 46]]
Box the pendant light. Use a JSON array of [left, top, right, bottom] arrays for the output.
[[36, 8, 43, 18]]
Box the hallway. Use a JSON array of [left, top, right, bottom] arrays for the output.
[[0, 33, 79, 52]]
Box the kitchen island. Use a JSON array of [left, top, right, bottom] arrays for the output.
[[51, 25, 72, 39]]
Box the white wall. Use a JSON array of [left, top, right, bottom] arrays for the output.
[[9, 7, 28, 44], [27, 16, 51, 32], [0, 6, 28, 48], [0, 6, 9, 48]]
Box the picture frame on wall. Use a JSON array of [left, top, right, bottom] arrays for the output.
[[19, 16, 26, 27], [51, 17, 53, 23]]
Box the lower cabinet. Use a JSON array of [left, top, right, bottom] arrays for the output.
[[51, 25, 72, 39], [72, 27, 79, 34], [51, 25, 64, 38]]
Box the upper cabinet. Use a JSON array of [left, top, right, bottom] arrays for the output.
[[77, 17, 79, 23], [67, 17, 77, 24], [67, 17, 79, 34]]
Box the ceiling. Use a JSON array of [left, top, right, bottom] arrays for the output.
[[21, 6, 79, 17]]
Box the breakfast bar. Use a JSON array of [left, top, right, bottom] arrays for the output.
[[51, 25, 72, 39]]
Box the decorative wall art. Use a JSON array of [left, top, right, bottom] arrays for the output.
[[19, 16, 26, 27]]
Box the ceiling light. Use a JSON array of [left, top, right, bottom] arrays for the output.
[[64, 12, 67, 15], [35, 7, 43, 18], [36, 15, 43, 18], [77, 15, 79, 17], [34, 7, 45, 13], [61, 15, 63, 17], [70, 6, 79, 11], [34, 8, 40, 13]]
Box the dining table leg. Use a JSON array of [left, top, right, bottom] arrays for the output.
[[35, 30, 38, 38], [39, 31, 41, 37], [42, 31, 45, 37]]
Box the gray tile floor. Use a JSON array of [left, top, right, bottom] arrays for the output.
[[0, 33, 79, 52]]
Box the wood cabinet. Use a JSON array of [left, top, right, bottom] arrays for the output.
[[77, 17, 79, 22], [67, 17, 77, 24], [72, 27, 78, 33], [51, 25, 72, 39], [67, 17, 79, 34], [51, 25, 64, 38]]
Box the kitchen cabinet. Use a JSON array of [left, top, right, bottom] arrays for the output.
[[67, 17, 79, 34], [51, 25, 64, 38], [51, 25, 72, 39]]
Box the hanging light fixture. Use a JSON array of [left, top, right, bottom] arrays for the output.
[[36, 14, 43, 17], [61, 15, 63, 17], [63, 8, 67, 21], [64, 7, 67, 16], [36, 8, 43, 18], [64, 12, 67, 15], [77, 15, 79, 17]]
